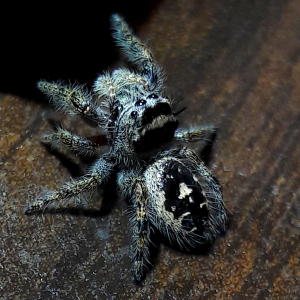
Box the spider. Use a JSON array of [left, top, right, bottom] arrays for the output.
[[25, 14, 227, 281]]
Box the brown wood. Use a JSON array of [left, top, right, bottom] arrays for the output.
[[1, 0, 300, 299]]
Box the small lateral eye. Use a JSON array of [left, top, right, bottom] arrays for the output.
[[147, 94, 159, 99], [131, 111, 138, 118], [135, 99, 147, 106]]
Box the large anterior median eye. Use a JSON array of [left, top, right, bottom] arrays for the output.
[[135, 99, 147, 106]]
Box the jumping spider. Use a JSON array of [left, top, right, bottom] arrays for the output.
[[26, 14, 227, 281]]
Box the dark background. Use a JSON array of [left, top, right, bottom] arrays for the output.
[[1, 0, 300, 299], [0, 1, 160, 100]]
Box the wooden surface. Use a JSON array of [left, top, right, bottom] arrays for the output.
[[1, 0, 300, 299]]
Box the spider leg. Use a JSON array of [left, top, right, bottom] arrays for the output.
[[25, 154, 115, 214], [175, 125, 217, 143], [41, 127, 103, 156], [110, 14, 163, 92], [118, 170, 151, 282], [113, 69, 150, 94], [38, 80, 109, 127], [130, 178, 151, 282], [93, 72, 117, 110]]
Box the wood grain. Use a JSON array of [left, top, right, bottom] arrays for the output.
[[1, 0, 300, 299]]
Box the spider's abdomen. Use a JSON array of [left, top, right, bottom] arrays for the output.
[[162, 161, 209, 231], [144, 149, 226, 247]]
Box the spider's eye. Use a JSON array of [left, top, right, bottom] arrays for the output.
[[135, 99, 147, 106], [131, 111, 138, 119], [147, 94, 159, 99]]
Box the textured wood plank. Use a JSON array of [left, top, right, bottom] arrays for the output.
[[1, 0, 300, 299]]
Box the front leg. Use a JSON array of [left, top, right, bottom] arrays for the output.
[[25, 154, 115, 214], [175, 125, 217, 143]]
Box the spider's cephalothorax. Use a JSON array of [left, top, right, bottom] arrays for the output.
[[26, 14, 227, 281]]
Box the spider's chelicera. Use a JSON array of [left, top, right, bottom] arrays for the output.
[[26, 14, 227, 281]]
